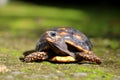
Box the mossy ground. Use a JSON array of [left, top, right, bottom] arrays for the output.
[[0, 1, 120, 80]]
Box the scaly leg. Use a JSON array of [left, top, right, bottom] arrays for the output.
[[24, 52, 49, 62], [76, 52, 101, 64]]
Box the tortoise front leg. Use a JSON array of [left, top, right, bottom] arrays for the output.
[[24, 52, 49, 62], [76, 52, 101, 64]]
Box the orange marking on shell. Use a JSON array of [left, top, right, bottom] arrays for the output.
[[74, 34, 82, 40], [58, 28, 67, 30], [59, 32, 68, 35]]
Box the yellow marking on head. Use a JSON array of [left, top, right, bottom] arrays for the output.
[[46, 35, 61, 43], [46, 37, 54, 42]]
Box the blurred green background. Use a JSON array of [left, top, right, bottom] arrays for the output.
[[0, 0, 120, 38]]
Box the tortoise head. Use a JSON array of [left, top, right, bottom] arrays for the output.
[[45, 31, 75, 58], [45, 31, 61, 43]]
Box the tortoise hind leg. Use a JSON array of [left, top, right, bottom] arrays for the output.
[[76, 52, 101, 64], [24, 52, 49, 62]]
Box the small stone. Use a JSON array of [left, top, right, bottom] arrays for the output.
[[70, 72, 88, 77], [11, 71, 24, 76], [5, 75, 14, 80], [0, 65, 9, 73], [56, 70, 65, 77], [116, 53, 120, 57], [113, 76, 120, 80]]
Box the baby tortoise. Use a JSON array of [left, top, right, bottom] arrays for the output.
[[24, 27, 101, 64]]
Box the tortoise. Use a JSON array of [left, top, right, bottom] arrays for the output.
[[24, 27, 101, 64]]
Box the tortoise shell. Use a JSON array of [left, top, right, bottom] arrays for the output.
[[24, 27, 101, 64]]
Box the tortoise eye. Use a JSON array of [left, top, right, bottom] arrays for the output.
[[49, 31, 57, 37], [51, 32, 56, 37]]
